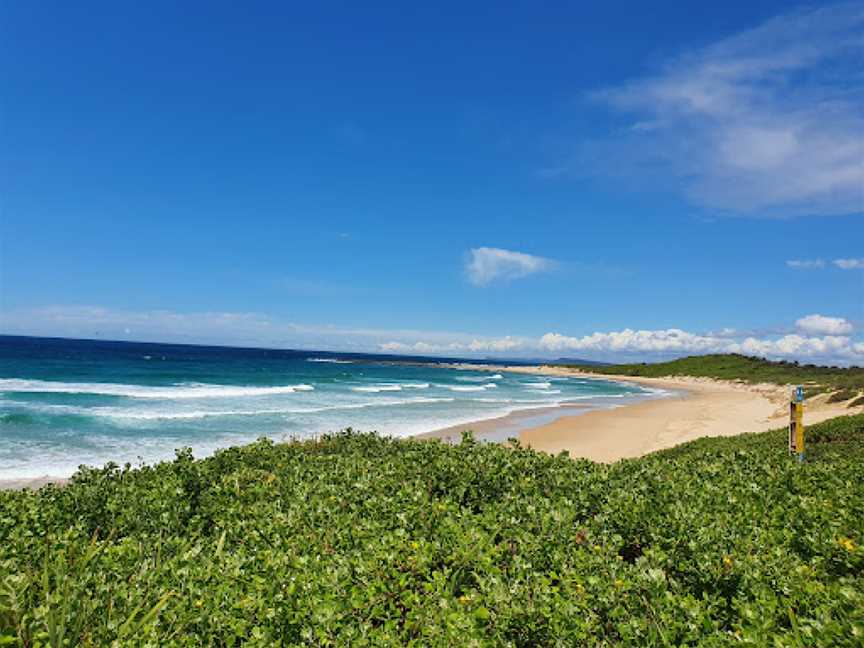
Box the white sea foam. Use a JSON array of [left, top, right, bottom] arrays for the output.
[[306, 358, 352, 364], [455, 374, 503, 382], [4, 397, 515, 478], [0, 378, 314, 399], [473, 398, 556, 405], [0, 354, 657, 480], [351, 384, 402, 393], [89, 397, 457, 421], [3, 396, 460, 422], [644, 387, 673, 397], [561, 393, 630, 400]]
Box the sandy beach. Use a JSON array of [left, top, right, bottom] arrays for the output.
[[427, 364, 864, 462]]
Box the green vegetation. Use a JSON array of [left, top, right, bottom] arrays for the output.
[[826, 389, 860, 404], [564, 353, 864, 396], [2, 416, 863, 646]]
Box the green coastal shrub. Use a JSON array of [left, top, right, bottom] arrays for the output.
[[1, 417, 863, 646], [826, 389, 860, 403]]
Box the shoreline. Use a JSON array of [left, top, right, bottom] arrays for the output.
[[4, 365, 861, 490], [417, 401, 607, 444], [423, 365, 863, 462], [418, 387, 674, 445]]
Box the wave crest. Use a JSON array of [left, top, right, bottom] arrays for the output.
[[0, 378, 315, 399]]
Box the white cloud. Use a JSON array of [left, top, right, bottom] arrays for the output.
[[467, 336, 522, 352], [786, 259, 825, 269], [731, 334, 854, 358], [834, 258, 864, 269], [708, 327, 739, 338], [378, 336, 524, 355], [379, 341, 410, 352], [590, 2, 864, 216], [795, 314, 854, 335], [538, 326, 864, 364], [380, 341, 455, 354], [539, 329, 727, 353], [465, 247, 554, 286]]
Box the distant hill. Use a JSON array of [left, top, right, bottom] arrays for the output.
[[551, 357, 608, 366]]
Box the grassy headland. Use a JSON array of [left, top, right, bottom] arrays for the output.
[[563, 353, 864, 400], [2, 415, 863, 645]]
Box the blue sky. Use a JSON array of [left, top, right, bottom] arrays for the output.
[[1, 1, 863, 363]]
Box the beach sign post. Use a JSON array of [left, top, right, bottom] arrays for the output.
[[788, 385, 805, 462]]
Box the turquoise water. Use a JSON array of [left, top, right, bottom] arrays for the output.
[[0, 336, 654, 478]]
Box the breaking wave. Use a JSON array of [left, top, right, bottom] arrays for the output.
[[0, 379, 314, 399]]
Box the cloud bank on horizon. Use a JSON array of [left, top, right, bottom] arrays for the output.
[[2, 305, 862, 366], [588, 1, 864, 217]]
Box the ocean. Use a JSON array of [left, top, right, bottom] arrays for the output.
[[0, 336, 654, 479]]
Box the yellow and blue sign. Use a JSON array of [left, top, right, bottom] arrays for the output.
[[789, 385, 805, 461]]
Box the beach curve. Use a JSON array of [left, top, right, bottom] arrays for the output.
[[425, 364, 864, 462]]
